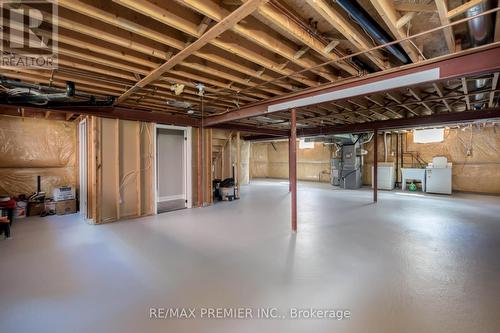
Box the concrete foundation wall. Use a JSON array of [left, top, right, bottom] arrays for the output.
[[363, 126, 500, 194], [250, 141, 332, 182], [250, 125, 500, 194]]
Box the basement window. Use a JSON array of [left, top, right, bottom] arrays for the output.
[[299, 139, 315, 149], [413, 128, 444, 143]]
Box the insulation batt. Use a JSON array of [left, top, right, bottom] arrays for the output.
[[0, 115, 76, 196]]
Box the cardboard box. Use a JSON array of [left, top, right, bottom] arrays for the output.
[[45, 200, 56, 212], [55, 199, 76, 215], [28, 202, 45, 216], [53, 186, 75, 201]]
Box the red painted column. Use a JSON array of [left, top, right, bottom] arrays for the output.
[[373, 128, 378, 203], [288, 136, 292, 192], [290, 108, 297, 232]]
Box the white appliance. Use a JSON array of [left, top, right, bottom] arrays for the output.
[[425, 156, 452, 195], [371, 162, 395, 190], [401, 168, 426, 192]]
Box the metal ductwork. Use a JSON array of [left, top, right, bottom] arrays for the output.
[[465, 0, 494, 109], [335, 0, 411, 64], [466, 0, 494, 47], [0, 78, 114, 107]]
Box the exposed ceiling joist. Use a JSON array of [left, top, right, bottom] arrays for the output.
[[394, 3, 437, 13], [305, 0, 388, 70], [114, 0, 265, 104], [447, 0, 488, 19], [435, 0, 456, 54], [247, 0, 361, 76], [368, 0, 421, 63], [203, 45, 500, 125], [301, 107, 500, 136], [489, 72, 499, 107]]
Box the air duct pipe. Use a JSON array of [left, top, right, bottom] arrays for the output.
[[335, 0, 411, 64], [466, 0, 494, 109]]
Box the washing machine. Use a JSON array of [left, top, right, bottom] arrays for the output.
[[425, 156, 452, 195]]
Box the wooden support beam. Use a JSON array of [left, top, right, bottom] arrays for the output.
[[289, 108, 297, 232], [433, 82, 453, 112], [57, 0, 296, 92], [197, 16, 212, 35], [116, 0, 320, 87], [45, 111, 51, 119], [115, 0, 263, 104], [368, 0, 420, 62], [65, 113, 74, 121], [408, 88, 434, 114], [386, 92, 419, 116], [396, 12, 417, 29], [435, 0, 456, 54], [299, 107, 500, 136], [250, 0, 359, 76], [394, 3, 437, 13], [294, 46, 310, 60], [324, 40, 340, 54], [489, 72, 499, 107], [447, 0, 488, 19], [461, 77, 472, 110], [306, 0, 388, 70]]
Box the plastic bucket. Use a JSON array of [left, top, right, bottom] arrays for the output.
[[15, 201, 27, 219]]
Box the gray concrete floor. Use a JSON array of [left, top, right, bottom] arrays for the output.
[[1, 179, 500, 333]]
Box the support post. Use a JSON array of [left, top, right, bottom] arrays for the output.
[[236, 132, 241, 197], [395, 132, 399, 188], [289, 136, 292, 192], [373, 128, 378, 203], [197, 127, 203, 207], [290, 108, 297, 232]]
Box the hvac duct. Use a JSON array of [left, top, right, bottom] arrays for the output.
[[465, 0, 494, 109], [0, 78, 114, 107], [335, 0, 411, 64]]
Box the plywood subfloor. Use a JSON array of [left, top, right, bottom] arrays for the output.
[[1, 180, 500, 332]]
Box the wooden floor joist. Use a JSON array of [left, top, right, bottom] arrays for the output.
[[114, 0, 267, 104]]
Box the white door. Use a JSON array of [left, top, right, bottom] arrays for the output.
[[79, 119, 87, 218], [156, 128, 187, 212]]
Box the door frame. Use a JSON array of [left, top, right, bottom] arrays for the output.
[[78, 119, 88, 219], [153, 124, 192, 214]]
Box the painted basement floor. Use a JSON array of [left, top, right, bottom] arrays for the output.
[[1, 180, 500, 333]]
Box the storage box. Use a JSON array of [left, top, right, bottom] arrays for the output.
[[28, 202, 45, 216], [53, 186, 75, 201], [45, 200, 56, 213], [55, 200, 77, 215], [220, 187, 235, 201]]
